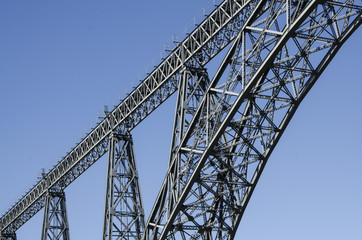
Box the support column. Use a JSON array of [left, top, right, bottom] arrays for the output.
[[102, 132, 145, 240], [145, 67, 211, 239], [41, 190, 70, 240]]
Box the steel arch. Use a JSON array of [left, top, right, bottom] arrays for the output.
[[145, 0, 362, 239], [0, 0, 361, 239]]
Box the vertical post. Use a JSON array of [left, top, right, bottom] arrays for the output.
[[41, 190, 70, 240], [286, 0, 291, 27], [241, 30, 246, 89], [102, 132, 145, 240], [168, 67, 210, 163], [166, 66, 211, 227]]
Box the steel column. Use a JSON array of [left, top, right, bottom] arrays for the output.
[[103, 132, 145, 240], [41, 190, 70, 240]]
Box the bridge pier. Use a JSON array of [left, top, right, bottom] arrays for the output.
[[102, 132, 145, 240], [41, 190, 70, 240]]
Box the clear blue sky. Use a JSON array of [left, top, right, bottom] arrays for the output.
[[0, 1, 361, 239]]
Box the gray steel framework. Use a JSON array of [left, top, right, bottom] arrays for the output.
[[103, 132, 145, 240], [41, 190, 70, 240], [0, 0, 263, 233], [0, 0, 361, 238], [145, 1, 362, 239]]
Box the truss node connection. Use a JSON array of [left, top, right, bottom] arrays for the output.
[[1, 0, 361, 239]]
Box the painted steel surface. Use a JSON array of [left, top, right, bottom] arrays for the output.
[[1, 0, 361, 239]]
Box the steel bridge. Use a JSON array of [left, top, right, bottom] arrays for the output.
[[1, 0, 362, 239]]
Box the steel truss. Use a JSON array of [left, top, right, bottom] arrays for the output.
[[1, 0, 257, 233], [0, 0, 361, 238], [103, 132, 145, 240], [145, 0, 362, 239], [41, 190, 70, 240]]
